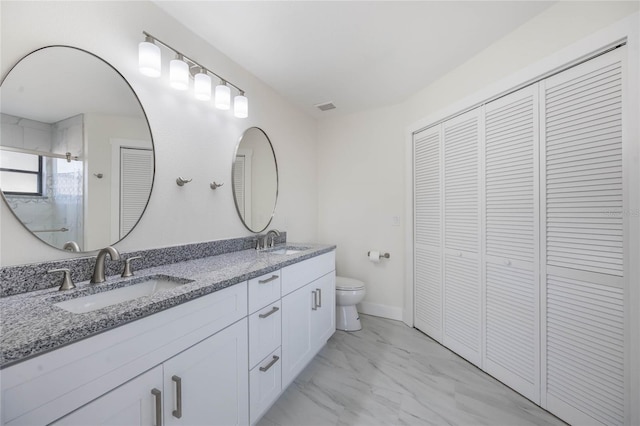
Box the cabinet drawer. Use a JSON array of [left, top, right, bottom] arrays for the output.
[[248, 270, 281, 314], [281, 251, 335, 296], [249, 347, 282, 425], [249, 301, 281, 369]]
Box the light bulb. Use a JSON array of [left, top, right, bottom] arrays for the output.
[[234, 93, 248, 118], [169, 55, 189, 90], [194, 69, 211, 101], [215, 82, 231, 110], [138, 37, 161, 78]]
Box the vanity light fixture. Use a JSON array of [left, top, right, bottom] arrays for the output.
[[234, 91, 248, 118], [194, 68, 211, 101], [215, 80, 231, 110], [138, 31, 248, 117], [169, 54, 189, 90], [138, 36, 161, 78]]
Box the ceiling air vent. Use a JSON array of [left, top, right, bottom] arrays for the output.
[[314, 102, 336, 111]]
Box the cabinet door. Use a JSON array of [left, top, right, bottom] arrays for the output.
[[53, 366, 163, 426], [163, 319, 248, 426], [281, 284, 314, 388], [310, 272, 336, 350]]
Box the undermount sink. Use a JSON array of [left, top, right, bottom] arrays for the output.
[[54, 276, 190, 314], [268, 246, 309, 255]]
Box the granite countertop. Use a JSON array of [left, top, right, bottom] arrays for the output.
[[0, 243, 335, 369]]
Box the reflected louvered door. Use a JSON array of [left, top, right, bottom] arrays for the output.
[[414, 125, 443, 341], [120, 148, 153, 237], [442, 108, 482, 366], [483, 85, 540, 403], [541, 47, 627, 425]]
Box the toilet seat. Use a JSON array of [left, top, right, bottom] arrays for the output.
[[336, 276, 364, 291]]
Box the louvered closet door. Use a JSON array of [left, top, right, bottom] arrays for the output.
[[120, 148, 153, 237], [414, 125, 443, 341], [442, 108, 482, 366], [483, 85, 540, 403], [541, 47, 627, 426]]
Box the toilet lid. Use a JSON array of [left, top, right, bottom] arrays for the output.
[[336, 276, 365, 290]]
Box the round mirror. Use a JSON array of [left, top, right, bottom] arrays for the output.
[[0, 46, 154, 252], [232, 127, 278, 233]]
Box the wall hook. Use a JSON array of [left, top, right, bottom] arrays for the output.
[[93, 173, 104, 179], [176, 177, 192, 186], [210, 181, 224, 190]]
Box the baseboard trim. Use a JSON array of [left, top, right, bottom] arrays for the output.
[[358, 301, 403, 321]]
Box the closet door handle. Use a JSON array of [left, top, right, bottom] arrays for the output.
[[151, 388, 162, 426], [259, 275, 279, 284], [259, 306, 280, 318], [259, 355, 280, 372], [316, 288, 322, 308], [172, 375, 183, 419], [312, 290, 318, 310]]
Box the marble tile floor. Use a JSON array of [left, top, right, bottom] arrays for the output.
[[258, 315, 566, 426]]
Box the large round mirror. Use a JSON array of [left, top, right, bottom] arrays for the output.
[[0, 46, 154, 252], [232, 127, 278, 233]]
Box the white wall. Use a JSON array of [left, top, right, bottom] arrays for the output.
[[0, 1, 318, 266], [317, 1, 639, 320]]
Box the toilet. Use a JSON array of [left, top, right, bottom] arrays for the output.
[[335, 276, 366, 331]]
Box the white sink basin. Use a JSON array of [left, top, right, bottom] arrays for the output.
[[270, 248, 302, 255], [54, 276, 188, 314]]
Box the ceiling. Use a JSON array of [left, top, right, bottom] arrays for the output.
[[154, 1, 555, 118]]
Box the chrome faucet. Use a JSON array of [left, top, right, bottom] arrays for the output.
[[91, 246, 121, 284], [264, 229, 281, 249]]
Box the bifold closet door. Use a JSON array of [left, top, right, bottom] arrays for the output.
[[541, 46, 627, 425], [414, 125, 443, 342], [483, 85, 540, 403], [442, 108, 482, 366]]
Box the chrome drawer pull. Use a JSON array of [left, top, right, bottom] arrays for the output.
[[259, 306, 280, 318], [259, 355, 280, 372], [312, 290, 318, 310], [151, 388, 162, 426], [172, 375, 183, 418], [258, 275, 279, 284], [316, 288, 322, 308]]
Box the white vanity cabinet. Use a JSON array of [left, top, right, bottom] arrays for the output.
[[281, 252, 336, 388], [54, 319, 248, 426], [1, 283, 248, 426]]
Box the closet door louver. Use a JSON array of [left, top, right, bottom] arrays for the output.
[[483, 86, 540, 403], [414, 126, 443, 341], [120, 148, 153, 237], [541, 47, 626, 426], [442, 108, 481, 366]]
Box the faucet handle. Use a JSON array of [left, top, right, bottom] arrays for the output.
[[121, 256, 142, 278], [48, 268, 75, 291]]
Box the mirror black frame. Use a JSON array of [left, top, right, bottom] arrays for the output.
[[231, 127, 278, 233], [0, 45, 155, 253]]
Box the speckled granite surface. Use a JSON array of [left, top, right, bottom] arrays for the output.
[[0, 234, 285, 297], [0, 242, 334, 369]]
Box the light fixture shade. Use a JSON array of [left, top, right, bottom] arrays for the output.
[[194, 71, 211, 101], [138, 40, 161, 78], [169, 56, 189, 90], [215, 83, 231, 110], [234, 94, 248, 118]]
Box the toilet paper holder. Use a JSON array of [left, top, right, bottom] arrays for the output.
[[367, 251, 390, 259]]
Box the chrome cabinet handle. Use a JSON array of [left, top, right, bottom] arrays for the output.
[[172, 375, 182, 418], [259, 355, 280, 372], [259, 306, 280, 318], [316, 288, 322, 308], [151, 388, 162, 426], [258, 275, 279, 284], [312, 290, 317, 310]]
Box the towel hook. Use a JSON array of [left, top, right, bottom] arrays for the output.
[[210, 181, 224, 190], [176, 177, 192, 187]]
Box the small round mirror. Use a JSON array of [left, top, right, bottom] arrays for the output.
[[232, 127, 278, 233], [0, 46, 154, 252]]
